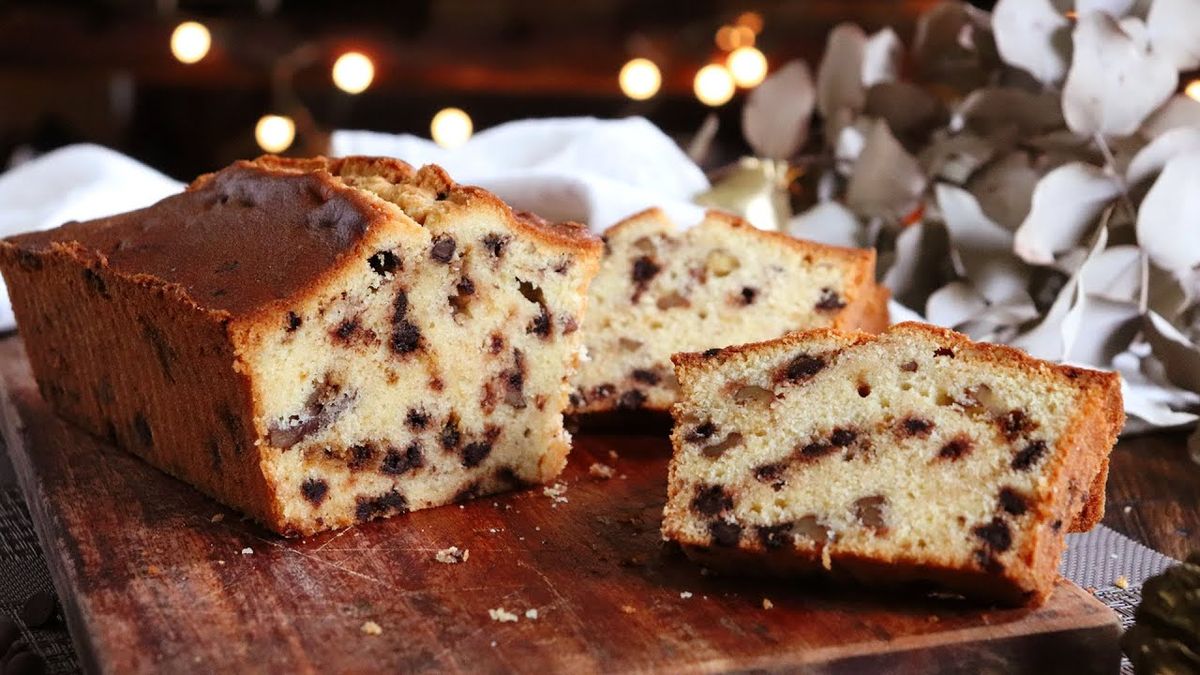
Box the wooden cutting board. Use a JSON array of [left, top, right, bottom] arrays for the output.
[[0, 338, 1120, 673]]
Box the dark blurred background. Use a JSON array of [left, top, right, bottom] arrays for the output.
[[0, 0, 999, 179]]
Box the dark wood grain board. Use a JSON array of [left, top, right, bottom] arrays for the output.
[[0, 338, 1120, 673]]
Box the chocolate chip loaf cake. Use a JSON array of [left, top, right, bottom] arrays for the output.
[[569, 208, 888, 415], [0, 156, 602, 536], [662, 322, 1123, 605]]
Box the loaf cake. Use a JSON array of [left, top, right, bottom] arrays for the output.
[[0, 156, 602, 536], [569, 208, 888, 415], [662, 322, 1123, 605]]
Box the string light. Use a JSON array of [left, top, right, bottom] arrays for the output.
[[715, 24, 755, 51], [735, 11, 764, 34], [1186, 79, 1200, 102], [726, 46, 768, 88], [170, 21, 211, 64], [694, 64, 735, 107], [431, 108, 473, 148], [332, 52, 375, 94], [255, 114, 295, 153], [619, 58, 662, 100]]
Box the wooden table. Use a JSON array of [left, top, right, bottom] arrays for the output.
[[1102, 432, 1200, 561]]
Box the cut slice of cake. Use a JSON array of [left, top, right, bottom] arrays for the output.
[[662, 322, 1123, 605], [569, 208, 889, 415], [0, 156, 602, 536]]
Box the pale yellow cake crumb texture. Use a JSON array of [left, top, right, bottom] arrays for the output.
[[662, 322, 1122, 606], [570, 207, 887, 414]]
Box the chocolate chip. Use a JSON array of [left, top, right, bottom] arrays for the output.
[[934, 347, 955, 358], [740, 287, 758, 305], [710, 521, 742, 547], [133, 413, 153, 448], [815, 288, 846, 311], [702, 348, 722, 358], [757, 523, 793, 550], [617, 390, 646, 410], [631, 256, 661, 284], [780, 354, 826, 382], [482, 233, 508, 257], [854, 495, 889, 534], [15, 250, 42, 272], [752, 463, 786, 489], [440, 416, 462, 451], [368, 250, 400, 275], [938, 436, 972, 461], [333, 318, 360, 342], [798, 441, 835, 461], [1051, 519, 1063, 531], [5, 651, 45, 675], [631, 369, 660, 385], [900, 417, 934, 437], [591, 384, 616, 400], [857, 383, 872, 397], [900, 360, 918, 372], [1012, 440, 1047, 471], [267, 380, 355, 449], [348, 443, 375, 471], [406, 408, 429, 430], [692, 485, 733, 517], [528, 304, 552, 338], [686, 422, 717, 443], [1000, 409, 1032, 440], [140, 317, 176, 383], [355, 490, 408, 522], [973, 517, 1012, 552], [301, 478, 329, 506], [489, 333, 505, 354], [998, 487, 1028, 516], [830, 428, 857, 447], [435, 190, 449, 201], [82, 268, 109, 298], [382, 442, 424, 475], [462, 441, 492, 468], [20, 591, 55, 628], [430, 235, 457, 263], [285, 312, 302, 332], [453, 482, 482, 503], [391, 290, 421, 354], [973, 549, 1004, 574]]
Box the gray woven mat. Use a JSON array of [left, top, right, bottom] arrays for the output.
[[0, 485, 1177, 674]]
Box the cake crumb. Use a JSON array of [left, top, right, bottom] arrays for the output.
[[360, 620, 383, 636], [435, 546, 469, 564], [524, 608, 539, 620], [217, 560, 225, 565], [1123, 505, 1132, 514], [821, 546, 832, 571], [543, 482, 569, 503], [680, 591, 693, 599], [588, 462, 615, 480], [761, 598, 773, 610], [210, 514, 224, 523], [608, 450, 619, 460], [146, 565, 162, 576], [241, 547, 253, 555], [1114, 575, 1129, 589], [489, 608, 520, 623], [620, 605, 636, 614]]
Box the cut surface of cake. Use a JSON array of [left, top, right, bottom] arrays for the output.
[[569, 208, 888, 415], [0, 155, 602, 536], [662, 322, 1123, 605]]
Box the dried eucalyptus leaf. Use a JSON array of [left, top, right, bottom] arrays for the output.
[[958, 298, 1041, 343], [845, 119, 927, 220], [1065, 295, 1141, 366], [992, 0, 1071, 84], [956, 87, 1065, 138], [1127, 126, 1200, 186], [1115, 349, 1200, 428], [1143, 309, 1200, 391], [1078, 0, 1138, 15], [1087, 244, 1142, 302], [1137, 152, 1200, 272], [787, 201, 862, 248], [919, 130, 999, 184], [1013, 162, 1120, 264], [834, 117, 872, 172], [743, 60, 816, 160], [817, 23, 867, 122], [1141, 94, 1200, 138], [937, 183, 1029, 304], [913, 0, 996, 90], [1146, 0, 1200, 70], [967, 151, 1039, 231], [1062, 12, 1178, 137], [687, 113, 719, 164], [862, 27, 903, 87], [864, 82, 948, 142], [926, 281, 989, 327], [1147, 263, 1192, 321], [1011, 226, 1108, 360], [884, 220, 953, 310]]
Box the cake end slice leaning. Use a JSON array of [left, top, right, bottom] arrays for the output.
[[662, 322, 1123, 606], [569, 208, 889, 415], [0, 156, 602, 536]]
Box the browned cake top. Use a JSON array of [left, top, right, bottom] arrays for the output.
[[5, 156, 595, 318]]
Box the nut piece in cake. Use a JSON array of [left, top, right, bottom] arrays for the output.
[[662, 322, 1123, 606], [570, 207, 889, 415], [0, 156, 602, 536]]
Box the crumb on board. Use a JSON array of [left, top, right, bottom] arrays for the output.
[[543, 482, 569, 503], [1123, 505, 1132, 514], [761, 598, 773, 610], [489, 608, 520, 623], [210, 514, 224, 523], [588, 462, 615, 480], [435, 546, 469, 564], [608, 450, 619, 460], [525, 609, 539, 620], [620, 605, 636, 614], [361, 620, 383, 636], [241, 547, 253, 555], [1115, 575, 1130, 589], [680, 591, 693, 599]]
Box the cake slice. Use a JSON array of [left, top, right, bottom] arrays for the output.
[[0, 156, 602, 536], [662, 322, 1123, 605], [569, 208, 888, 415]]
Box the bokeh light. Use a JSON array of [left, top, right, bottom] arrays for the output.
[[619, 58, 662, 100], [332, 52, 375, 94], [694, 64, 736, 107], [255, 114, 295, 153], [1186, 79, 1200, 102], [727, 46, 768, 88], [431, 108, 474, 148], [170, 21, 211, 64]]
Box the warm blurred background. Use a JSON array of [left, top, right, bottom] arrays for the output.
[[0, 0, 1000, 179]]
